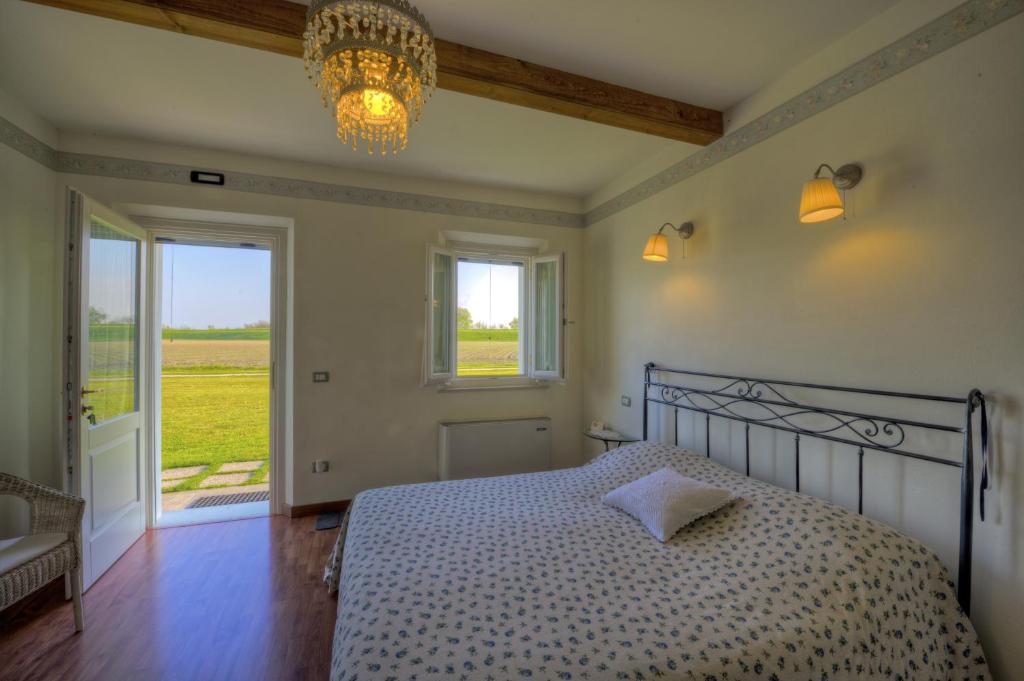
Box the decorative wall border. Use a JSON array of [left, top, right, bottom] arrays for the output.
[[584, 0, 1024, 225], [0, 117, 583, 229], [0, 116, 59, 170], [2, 0, 1020, 230]]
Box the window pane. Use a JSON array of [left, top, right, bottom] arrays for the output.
[[534, 259, 557, 374], [431, 251, 452, 375], [457, 261, 522, 377], [87, 218, 139, 423]]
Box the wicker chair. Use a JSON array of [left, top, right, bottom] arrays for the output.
[[0, 472, 85, 631]]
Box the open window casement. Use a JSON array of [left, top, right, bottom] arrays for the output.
[[424, 245, 456, 384], [425, 244, 564, 386], [529, 253, 564, 381]]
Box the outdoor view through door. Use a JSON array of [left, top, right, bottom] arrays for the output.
[[158, 243, 271, 518]]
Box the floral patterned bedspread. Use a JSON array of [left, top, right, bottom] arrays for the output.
[[325, 442, 990, 680]]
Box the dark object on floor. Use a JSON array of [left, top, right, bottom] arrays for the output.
[[187, 491, 270, 509], [315, 512, 340, 530]]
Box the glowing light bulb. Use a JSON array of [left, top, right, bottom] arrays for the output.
[[362, 89, 396, 117]]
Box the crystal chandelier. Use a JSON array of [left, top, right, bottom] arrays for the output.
[[303, 0, 437, 155]]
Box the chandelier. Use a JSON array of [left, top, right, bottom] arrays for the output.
[[303, 0, 437, 155]]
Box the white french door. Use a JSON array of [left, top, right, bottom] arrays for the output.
[[65, 189, 148, 589]]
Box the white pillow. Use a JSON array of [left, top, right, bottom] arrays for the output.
[[602, 467, 735, 542]]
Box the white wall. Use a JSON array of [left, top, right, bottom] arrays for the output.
[[582, 14, 1024, 679], [50, 136, 585, 507], [0, 89, 59, 536]]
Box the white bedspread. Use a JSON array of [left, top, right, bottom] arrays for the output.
[[325, 442, 990, 680]]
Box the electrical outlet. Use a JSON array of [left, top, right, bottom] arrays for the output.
[[621, 395, 632, 407], [313, 371, 330, 383], [312, 460, 330, 473]]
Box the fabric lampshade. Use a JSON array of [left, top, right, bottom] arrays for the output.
[[642, 233, 669, 261], [799, 177, 845, 223]]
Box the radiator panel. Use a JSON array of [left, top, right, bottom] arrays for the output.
[[438, 417, 552, 480]]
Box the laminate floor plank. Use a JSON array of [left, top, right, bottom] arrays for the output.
[[0, 516, 337, 681]]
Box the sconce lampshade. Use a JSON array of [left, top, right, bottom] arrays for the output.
[[799, 177, 845, 223], [642, 233, 669, 261]]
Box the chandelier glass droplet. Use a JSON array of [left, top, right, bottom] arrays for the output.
[[303, 0, 437, 155]]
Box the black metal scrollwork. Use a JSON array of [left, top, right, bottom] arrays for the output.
[[658, 384, 906, 449]]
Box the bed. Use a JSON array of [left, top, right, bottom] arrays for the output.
[[325, 365, 992, 680]]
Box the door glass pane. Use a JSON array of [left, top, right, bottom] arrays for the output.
[[534, 260, 557, 373], [431, 251, 452, 375], [87, 218, 138, 423]]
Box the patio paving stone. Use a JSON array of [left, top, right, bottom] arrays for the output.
[[162, 465, 208, 480], [219, 460, 264, 473], [199, 472, 252, 488]]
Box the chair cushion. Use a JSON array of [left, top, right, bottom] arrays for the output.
[[0, 533, 68, 573]]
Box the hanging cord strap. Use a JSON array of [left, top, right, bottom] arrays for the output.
[[975, 392, 989, 521]]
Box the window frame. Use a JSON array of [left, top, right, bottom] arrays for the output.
[[529, 253, 564, 381], [454, 252, 527, 380], [423, 245, 456, 385], [424, 244, 564, 388]]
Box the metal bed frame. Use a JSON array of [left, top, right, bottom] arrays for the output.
[[642, 362, 989, 615]]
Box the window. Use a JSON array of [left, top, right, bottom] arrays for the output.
[[425, 245, 563, 385]]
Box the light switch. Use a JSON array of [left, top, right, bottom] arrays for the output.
[[621, 395, 632, 407]]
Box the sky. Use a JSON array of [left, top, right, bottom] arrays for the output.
[[161, 244, 271, 328], [97, 243, 514, 330], [458, 261, 521, 327]]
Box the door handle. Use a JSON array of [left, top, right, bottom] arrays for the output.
[[82, 404, 97, 426], [81, 388, 102, 396]]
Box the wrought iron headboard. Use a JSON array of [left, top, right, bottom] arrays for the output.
[[642, 362, 989, 615]]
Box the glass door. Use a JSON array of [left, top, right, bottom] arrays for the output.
[[66, 189, 148, 589]]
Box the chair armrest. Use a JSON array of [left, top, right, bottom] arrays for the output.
[[0, 472, 85, 536]]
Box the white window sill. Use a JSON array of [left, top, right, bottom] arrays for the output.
[[437, 378, 551, 392]]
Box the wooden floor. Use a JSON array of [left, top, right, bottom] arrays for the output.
[[0, 516, 338, 681]]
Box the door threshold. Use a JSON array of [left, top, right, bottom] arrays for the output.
[[156, 500, 269, 528]]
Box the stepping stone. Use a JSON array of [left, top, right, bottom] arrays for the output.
[[162, 465, 208, 481], [219, 460, 264, 473], [199, 473, 252, 488], [161, 479, 181, 491]]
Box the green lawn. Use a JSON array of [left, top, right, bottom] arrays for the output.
[[160, 373, 269, 491], [83, 328, 271, 494]]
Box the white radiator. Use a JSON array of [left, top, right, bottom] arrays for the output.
[[438, 417, 551, 480]]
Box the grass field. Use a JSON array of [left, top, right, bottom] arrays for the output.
[[160, 373, 269, 492], [162, 339, 268, 371], [89, 323, 270, 342], [456, 328, 520, 376], [93, 323, 517, 495], [83, 326, 272, 494], [159, 336, 270, 491], [163, 327, 270, 341], [457, 328, 517, 342]]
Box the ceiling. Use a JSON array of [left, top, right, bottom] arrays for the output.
[[0, 0, 899, 199]]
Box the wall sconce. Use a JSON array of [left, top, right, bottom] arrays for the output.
[[799, 163, 863, 223], [642, 221, 694, 262]]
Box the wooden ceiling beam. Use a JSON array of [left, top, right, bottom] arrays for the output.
[[24, 0, 724, 145]]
